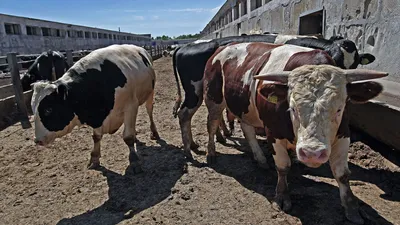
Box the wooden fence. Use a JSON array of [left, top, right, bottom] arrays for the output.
[[0, 45, 168, 131]]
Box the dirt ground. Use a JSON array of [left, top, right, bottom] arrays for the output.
[[0, 57, 399, 225]]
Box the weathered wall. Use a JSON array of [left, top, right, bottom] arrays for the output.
[[201, 0, 400, 83]]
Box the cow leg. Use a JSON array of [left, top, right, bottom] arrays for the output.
[[87, 129, 103, 169], [272, 139, 292, 211], [219, 114, 232, 138], [226, 109, 236, 134], [216, 126, 227, 144], [123, 103, 143, 174], [178, 106, 200, 159], [204, 94, 225, 164], [330, 138, 363, 224], [240, 122, 269, 169], [145, 90, 160, 140]]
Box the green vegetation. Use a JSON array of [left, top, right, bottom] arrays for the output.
[[153, 33, 201, 40]]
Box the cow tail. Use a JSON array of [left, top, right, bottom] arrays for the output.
[[172, 47, 182, 118]]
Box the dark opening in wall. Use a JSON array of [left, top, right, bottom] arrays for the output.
[[251, 0, 262, 11], [298, 9, 325, 36], [5, 23, 21, 35], [236, 22, 242, 36], [241, 0, 247, 16], [26, 26, 39, 36], [41, 27, 51, 36], [234, 4, 239, 20]]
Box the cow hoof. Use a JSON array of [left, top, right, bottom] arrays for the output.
[[190, 142, 200, 150], [223, 130, 232, 137], [150, 132, 160, 140], [216, 136, 226, 144], [87, 160, 100, 170], [183, 150, 194, 160], [207, 155, 217, 165], [273, 194, 292, 212], [345, 208, 364, 224]]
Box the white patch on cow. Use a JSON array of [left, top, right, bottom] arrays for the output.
[[274, 34, 318, 44], [212, 43, 250, 67], [241, 67, 254, 87], [190, 80, 203, 96], [340, 47, 356, 69], [258, 44, 314, 74]]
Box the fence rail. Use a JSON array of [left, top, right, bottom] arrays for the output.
[[0, 45, 168, 131]]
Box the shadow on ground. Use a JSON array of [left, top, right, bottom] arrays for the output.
[[57, 139, 187, 225], [206, 136, 397, 225]]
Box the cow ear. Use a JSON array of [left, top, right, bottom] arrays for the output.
[[57, 84, 68, 101], [359, 53, 375, 65], [258, 83, 288, 104], [346, 81, 383, 103]]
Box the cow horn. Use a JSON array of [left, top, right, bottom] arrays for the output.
[[253, 71, 290, 83], [345, 69, 388, 82]]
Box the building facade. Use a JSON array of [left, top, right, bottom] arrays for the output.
[[200, 0, 400, 84], [0, 13, 152, 55]]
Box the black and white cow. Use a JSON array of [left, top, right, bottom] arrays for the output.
[[172, 34, 376, 160], [21, 50, 70, 91], [31, 44, 159, 173]]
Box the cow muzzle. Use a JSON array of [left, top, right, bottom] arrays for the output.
[[297, 147, 329, 167]]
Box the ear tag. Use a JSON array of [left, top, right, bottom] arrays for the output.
[[267, 95, 278, 104], [361, 58, 370, 65]]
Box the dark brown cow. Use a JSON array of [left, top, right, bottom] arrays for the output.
[[203, 42, 388, 224]]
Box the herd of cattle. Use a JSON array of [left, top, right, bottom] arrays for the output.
[[24, 33, 388, 224]]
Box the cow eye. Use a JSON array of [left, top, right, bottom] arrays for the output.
[[337, 109, 342, 113], [44, 108, 52, 116]]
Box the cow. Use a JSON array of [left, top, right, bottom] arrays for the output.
[[30, 44, 159, 174], [203, 42, 388, 224], [21, 50, 70, 92], [172, 34, 376, 162]]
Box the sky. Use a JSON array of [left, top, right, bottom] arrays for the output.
[[0, 0, 225, 37]]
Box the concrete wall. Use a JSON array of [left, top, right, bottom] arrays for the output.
[[201, 0, 400, 84], [0, 13, 152, 55]]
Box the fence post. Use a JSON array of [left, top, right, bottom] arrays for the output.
[[66, 50, 73, 67], [7, 53, 31, 129]]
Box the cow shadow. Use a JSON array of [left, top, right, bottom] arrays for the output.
[[204, 138, 396, 225], [222, 133, 400, 202], [57, 139, 186, 225]]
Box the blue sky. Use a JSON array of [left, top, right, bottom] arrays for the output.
[[0, 0, 225, 37]]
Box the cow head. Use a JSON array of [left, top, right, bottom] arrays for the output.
[[330, 39, 375, 69], [254, 65, 387, 168], [31, 80, 77, 146], [21, 51, 57, 91]]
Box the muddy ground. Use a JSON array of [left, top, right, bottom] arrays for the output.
[[0, 57, 399, 225]]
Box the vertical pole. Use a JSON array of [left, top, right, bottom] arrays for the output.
[[7, 53, 31, 129], [66, 50, 73, 67]]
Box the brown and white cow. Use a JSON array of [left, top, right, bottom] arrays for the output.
[[31, 44, 160, 174], [203, 42, 387, 224]]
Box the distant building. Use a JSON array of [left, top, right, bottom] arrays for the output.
[[0, 13, 152, 55]]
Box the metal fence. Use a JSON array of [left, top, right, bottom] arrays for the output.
[[0, 45, 168, 130]]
